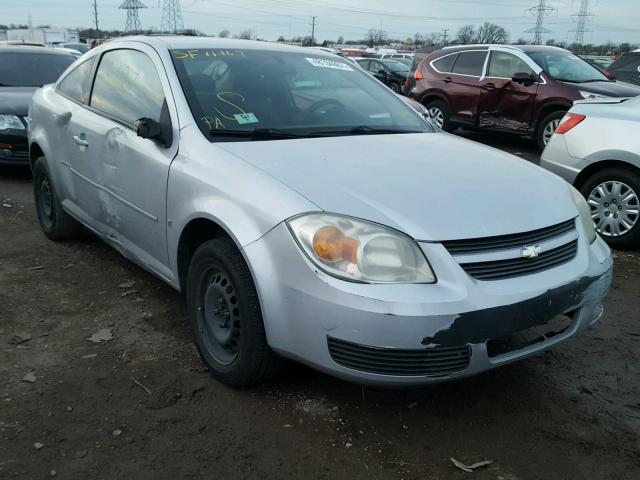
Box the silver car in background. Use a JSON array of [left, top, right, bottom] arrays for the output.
[[541, 96, 640, 249], [29, 37, 612, 387]]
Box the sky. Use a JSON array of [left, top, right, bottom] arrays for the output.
[[1, 0, 638, 44]]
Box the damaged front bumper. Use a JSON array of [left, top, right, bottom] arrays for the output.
[[243, 222, 613, 386]]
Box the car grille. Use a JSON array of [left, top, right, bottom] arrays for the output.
[[327, 337, 471, 377], [442, 219, 575, 254], [458, 239, 578, 281]]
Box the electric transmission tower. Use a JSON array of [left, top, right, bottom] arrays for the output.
[[525, 0, 556, 45], [119, 0, 146, 33], [571, 0, 593, 45], [161, 0, 184, 34], [92, 0, 100, 37]]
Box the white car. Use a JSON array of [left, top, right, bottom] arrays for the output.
[[541, 96, 640, 249]]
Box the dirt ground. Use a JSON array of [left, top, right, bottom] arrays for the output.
[[1, 140, 640, 479]]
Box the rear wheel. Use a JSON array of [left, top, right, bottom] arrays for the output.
[[33, 156, 81, 240], [536, 111, 566, 150], [389, 82, 401, 93], [425, 99, 451, 131], [580, 167, 640, 250], [186, 238, 284, 386]]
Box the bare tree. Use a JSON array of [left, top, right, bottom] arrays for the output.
[[475, 22, 508, 44], [366, 28, 387, 47], [238, 29, 255, 40], [456, 25, 476, 45], [413, 32, 424, 46], [337, 35, 344, 44], [218, 29, 230, 38]]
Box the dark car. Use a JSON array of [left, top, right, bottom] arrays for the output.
[[409, 45, 640, 149], [0, 46, 76, 165], [60, 42, 90, 54], [356, 58, 410, 93], [605, 51, 640, 86]]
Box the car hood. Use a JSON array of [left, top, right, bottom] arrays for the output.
[[567, 80, 640, 97], [217, 133, 576, 241], [0, 87, 38, 116]]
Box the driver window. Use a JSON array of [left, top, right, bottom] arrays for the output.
[[487, 51, 535, 78]]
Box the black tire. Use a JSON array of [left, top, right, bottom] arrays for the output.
[[33, 156, 82, 241], [389, 82, 401, 93], [536, 111, 566, 150], [186, 238, 284, 386], [424, 99, 451, 131], [579, 167, 640, 250]]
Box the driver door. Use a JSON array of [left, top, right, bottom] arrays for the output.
[[478, 50, 539, 132]]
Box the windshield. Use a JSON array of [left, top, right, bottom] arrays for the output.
[[171, 48, 431, 141], [528, 50, 609, 83], [382, 60, 410, 73], [0, 52, 76, 87]]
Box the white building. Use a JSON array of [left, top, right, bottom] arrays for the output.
[[6, 28, 78, 45]]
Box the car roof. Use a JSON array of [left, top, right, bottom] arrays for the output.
[[441, 44, 567, 54], [105, 35, 337, 57], [0, 45, 76, 55]]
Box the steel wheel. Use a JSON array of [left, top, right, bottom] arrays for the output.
[[588, 180, 640, 237], [428, 107, 445, 129], [542, 118, 561, 145], [197, 268, 241, 366]]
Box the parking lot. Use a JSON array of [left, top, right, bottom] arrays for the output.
[[1, 134, 639, 480]]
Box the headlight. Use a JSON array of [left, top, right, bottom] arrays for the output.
[[569, 185, 596, 243], [287, 213, 436, 284], [579, 90, 611, 100], [0, 114, 26, 130]]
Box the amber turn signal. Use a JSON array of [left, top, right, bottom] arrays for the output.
[[312, 226, 359, 264]]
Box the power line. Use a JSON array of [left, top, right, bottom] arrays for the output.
[[119, 0, 146, 32], [525, 0, 556, 44], [571, 0, 592, 45], [161, 0, 184, 33]]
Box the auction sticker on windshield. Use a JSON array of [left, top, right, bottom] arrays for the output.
[[305, 57, 353, 71]]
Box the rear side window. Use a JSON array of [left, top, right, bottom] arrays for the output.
[[432, 54, 457, 73], [90, 49, 165, 126], [452, 51, 487, 76], [57, 57, 95, 103]]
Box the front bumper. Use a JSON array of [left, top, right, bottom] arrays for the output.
[[0, 131, 29, 165], [243, 222, 613, 386]]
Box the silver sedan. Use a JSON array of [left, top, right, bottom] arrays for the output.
[[541, 96, 640, 249], [29, 37, 612, 387]]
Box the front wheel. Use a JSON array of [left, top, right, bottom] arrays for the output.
[[536, 111, 566, 150], [33, 156, 81, 240], [186, 238, 284, 386], [580, 168, 640, 250], [389, 82, 401, 93]]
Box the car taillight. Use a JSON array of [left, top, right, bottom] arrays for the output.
[[603, 69, 613, 78], [555, 113, 586, 134], [414, 68, 424, 81]]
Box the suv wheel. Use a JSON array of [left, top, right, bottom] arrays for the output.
[[536, 111, 566, 150], [425, 100, 450, 131], [580, 167, 640, 250], [33, 156, 82, 240], [186, 238, 284, 386], [389, 82, 401, 93]]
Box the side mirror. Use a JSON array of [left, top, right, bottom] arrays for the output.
[[136, 117, 170, 147], [512, 72, 538, 83]]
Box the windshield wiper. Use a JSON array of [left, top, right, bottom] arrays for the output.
[[309, 126, 423, 137], [208, 128, 309, 140]]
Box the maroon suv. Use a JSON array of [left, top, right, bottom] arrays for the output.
[[409, 45, 640, 149]]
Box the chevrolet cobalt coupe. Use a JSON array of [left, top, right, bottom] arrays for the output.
[[29, 37, 613, 387]]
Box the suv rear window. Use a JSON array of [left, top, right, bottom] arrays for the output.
[[610, 53, 640, 73], [452, 51, 487, 76], [432, 54, 457, 73]]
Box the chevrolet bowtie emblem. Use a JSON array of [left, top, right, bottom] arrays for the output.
[[522, 245, 542, 259]]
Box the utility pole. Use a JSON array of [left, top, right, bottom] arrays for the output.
[[92, 0, 100, 38], [571, 0, 592, 46], [310, 16, 317, 46], [525, 0, 556, 45], [441, 28, 449, 46], [161, 0, 184, 34]]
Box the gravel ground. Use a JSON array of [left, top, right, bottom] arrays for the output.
[[1, 136, 639, 479]]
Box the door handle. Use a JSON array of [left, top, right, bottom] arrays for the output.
[[484, 82, 496, 90], [73, 135, 89, 147], [443, 76, 453, 83]]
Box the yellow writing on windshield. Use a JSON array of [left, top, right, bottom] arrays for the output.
[[173, 50, 247, 60], [201, 91, 248, 129]]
